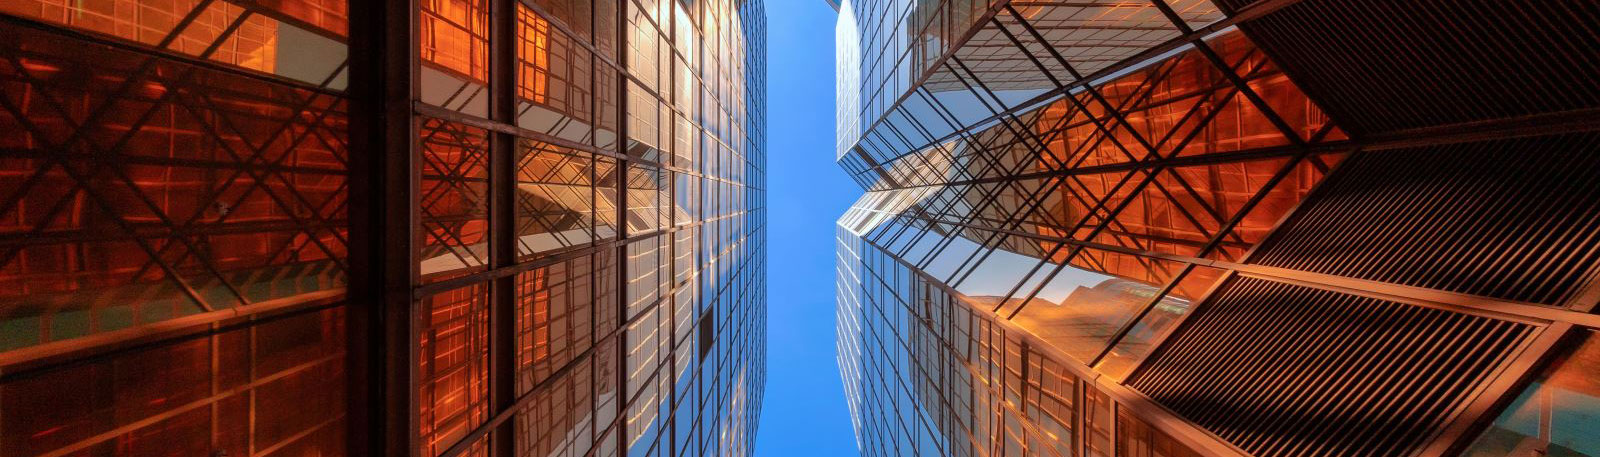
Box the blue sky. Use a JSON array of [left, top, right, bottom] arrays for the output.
[[754, 1, 860, 456]]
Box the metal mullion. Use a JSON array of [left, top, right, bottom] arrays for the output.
[[7, 47, 349, 240], [942, 216, 1021, 288], [853, 248, 1026, 456], [1147, 1, 1307, 147], [973, 167, 1149, 315], [1053, 175, 1119, 239], [886, 141, 941, 189], [414, 102, 642, 166], [881, 108, 934, 154], [1088, 50, 1191, 151], [997, 6, 1161, 162], [1057, 109, 1125, 172], [847, 0, 1308, 171], [0, 180, 85, 271], [912, 221, 968, 272], [950, 131, 1014, 186], [939, 58, 1010, 127], [5, 0, 221, 156], [914, 86, 973, 149], [877, 214, 926, 256], [345, 0, 419, 450], [410, 201, 729, 323], [416, 193, 490, 268], [903, 90, 963, 151], [971, 176, 1063, 250], [1031, 54, 1243, 236], [210, 91, 354, 253], [1035, 83, 1147, 168], [1002, 167, 1172, 320], [867, 276, 985, 457], [872, 213, 927, 268], [945, 57, 1064, 168], [918, 137, 978, 187], [486, 0, 518, 452], [434, 287, 658, 457], [1139, 69, 1248, 158], [1062, 77, 1274, 258], [611, 2, 630, 453], [1089, 151, 1317, 367], [944, 182, 1005, 228], [1152, 162, 1242, 242], [1139, 173, 1231, 249]]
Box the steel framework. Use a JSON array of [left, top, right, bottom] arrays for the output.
[[834, 0, 1600, 456], [0, 0, 769, 456]]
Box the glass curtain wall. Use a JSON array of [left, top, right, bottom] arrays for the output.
[[834, 0, 1600, 456], [0, 0, 766, 455]]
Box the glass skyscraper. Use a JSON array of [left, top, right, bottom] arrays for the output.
[[834, 1, 1600, 456], [0, 0, 766, 455]]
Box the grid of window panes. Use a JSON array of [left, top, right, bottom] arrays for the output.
[[836, 225, 1202, 457], [832, 16, 1345, 378], [0, 0, 353, 454], [832, 0, 1225, 160], [413, 0, 767, 456], [0, 0, 764, 453]]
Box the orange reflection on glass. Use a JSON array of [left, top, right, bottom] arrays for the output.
[[420, 0, 490, 81], [0, 307, 348, 456], [0, 25, 348, 350], [419, 118, 490, 283], [1028, 30, 1337, 170], [520, 6, 554, 104], [258, 0, 350, 36], [419, 284, 490, 456], [1, 0, 279, 72]]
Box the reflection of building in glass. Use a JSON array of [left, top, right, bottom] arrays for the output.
[[834, 0, 1600, 456], [0, 0, 767, 455]]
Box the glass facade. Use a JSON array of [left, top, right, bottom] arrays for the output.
[[834, 1, 1600, 456], [0, 0, 766, 455]]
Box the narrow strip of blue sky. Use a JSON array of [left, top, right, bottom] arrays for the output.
[[754, 1, 860, 455]]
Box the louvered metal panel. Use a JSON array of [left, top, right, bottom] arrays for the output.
[[1128, 277, 1537, 457], [1250, 133, 1600, 306], [1216, 0, 1600, 134]]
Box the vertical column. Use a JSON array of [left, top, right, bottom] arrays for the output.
[[613, 0, 633, 454], [346, 0, 419, 454], [487, 0, 518, 454]]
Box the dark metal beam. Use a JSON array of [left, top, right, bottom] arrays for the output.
[[488, 0, 519, 454], [346, 0, 419, 454]]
